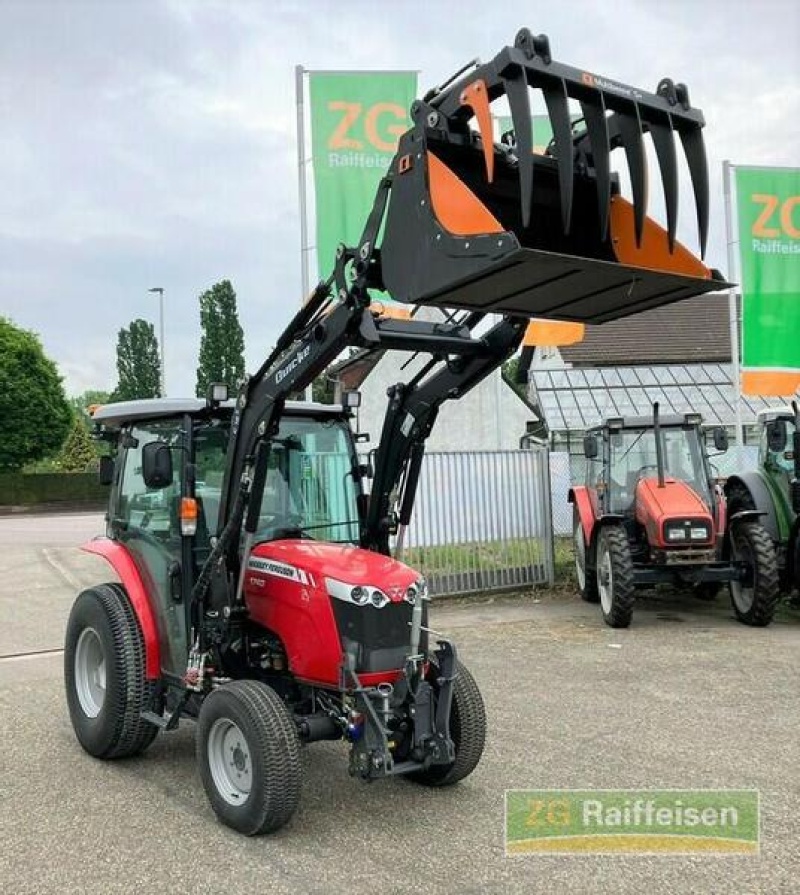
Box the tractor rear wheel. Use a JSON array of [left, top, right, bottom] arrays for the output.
[[64, 583, 159, 758], [197, 680, 301, 835], [728, 521, 780, 626], [408, 660, 486, 787], [574, 510, 599, 603], [596, 525, 635, 628]]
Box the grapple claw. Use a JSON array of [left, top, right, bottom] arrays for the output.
[[502, 68, 534, 228], [680, 125, 710, 258], [375, 29, 727, 323], [579, 95, 611, 243], [542, 78, 574, 234]]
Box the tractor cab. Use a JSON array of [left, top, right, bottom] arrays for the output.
[[91, 397, 365, 678], [584, 412, 722, 529], [757, 406, 798, 495]]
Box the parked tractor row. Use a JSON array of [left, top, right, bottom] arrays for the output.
[[570, 402, 799, 628]]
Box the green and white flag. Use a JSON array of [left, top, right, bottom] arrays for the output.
[[735, 166, 800, 395], [308, 71, 417, 292]]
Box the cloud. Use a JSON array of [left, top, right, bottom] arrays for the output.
[[0, 0, 797, 396]]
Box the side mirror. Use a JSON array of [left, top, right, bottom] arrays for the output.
[[98, 455, 115, 486], [142, 442, 173, 489], [583, 434, 599, 459], [712, 427, 729, 452], [767, 420, 787, 453]]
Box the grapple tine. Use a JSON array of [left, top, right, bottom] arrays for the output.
[[542, 78, 573, 234], [579, 96, 610, 243], [679, 126, 709, 258], [502, 68, 534, 228], [459, 79, 495, 183], [648, 114, 679, 253], [616, 105, 648, 248]]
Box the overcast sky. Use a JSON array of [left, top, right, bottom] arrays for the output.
[[1, 0, 798, 398]]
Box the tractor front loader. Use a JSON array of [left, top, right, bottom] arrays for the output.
[[64, 28, 729, 835], [725, 402, 800, 604], [570, 405, 780, 628]]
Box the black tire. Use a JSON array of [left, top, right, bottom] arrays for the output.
[[64, 583, 159, 759], [408, 660, 486, 787], [595, 525, 635, 628], [728, 521, 780, 626], [197, 680, 301, 835], [574, 510, 599, 603]]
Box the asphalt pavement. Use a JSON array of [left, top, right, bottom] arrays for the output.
[[1, 513, 798, 894]]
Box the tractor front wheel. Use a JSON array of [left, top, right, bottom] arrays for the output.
[[408, 660, 486, 787], [64, 583, 160, 758], [728, 521, 780, 626], [596, 525, 635, 628], [197, 680, 301, 835], [574, 510, 599, 603]]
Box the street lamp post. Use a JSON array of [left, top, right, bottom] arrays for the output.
[[148, 287, 166, 397]]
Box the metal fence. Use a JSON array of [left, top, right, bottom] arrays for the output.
[[396, 448, 554, 597]]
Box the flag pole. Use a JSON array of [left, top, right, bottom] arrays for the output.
[[295, 64, 313, 401], [723, 159, 744, 463]]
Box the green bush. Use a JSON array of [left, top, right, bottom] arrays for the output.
[[0, 472, 107, 508]]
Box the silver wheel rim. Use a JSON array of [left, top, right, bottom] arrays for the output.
[[574, 522, 586, 592], [207, 718, 253, 806], [597, 538, 614, 615], [74, 627, 106, 718]]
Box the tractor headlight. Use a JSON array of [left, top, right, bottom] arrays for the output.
[[665, 526, 688, 542], [690, 526, 710, 541], [326, 577, 391, 609], [350, 585, 369, 605], [404, 578, 428, 605]]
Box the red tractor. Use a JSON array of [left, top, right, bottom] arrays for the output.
[[570, 406, 779, 628], [64, 29, 728, 834]]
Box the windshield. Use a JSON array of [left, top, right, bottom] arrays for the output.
[[607, 426, 709, 512], [255, 417, 360, 544]]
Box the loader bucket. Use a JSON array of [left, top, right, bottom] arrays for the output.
[[378, 29, 729, 323]]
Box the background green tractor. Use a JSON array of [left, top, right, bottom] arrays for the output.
[[724, 402, 800, 605]]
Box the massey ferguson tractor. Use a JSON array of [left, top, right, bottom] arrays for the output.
[[725, 402, 800, 604], [64, 28, 730, 834], [570, 405, 779, 628]]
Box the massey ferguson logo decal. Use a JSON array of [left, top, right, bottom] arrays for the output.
[[247, 557, 309, 585], [275, 344, 311, 385]]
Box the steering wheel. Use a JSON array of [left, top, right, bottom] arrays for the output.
[[637, 464, 659, 477]]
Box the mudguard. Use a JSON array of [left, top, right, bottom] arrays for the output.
[[725, 472, 783, 543], [81, 538, 161, 680], [568, 486, 596, 544]]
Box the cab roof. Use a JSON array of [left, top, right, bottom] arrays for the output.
[[91, 398, 347, 429], [587, 413, 701, 433]]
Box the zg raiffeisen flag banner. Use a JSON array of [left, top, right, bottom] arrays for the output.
[[308, 71, 417, 298], [735, 166, 800, 395]]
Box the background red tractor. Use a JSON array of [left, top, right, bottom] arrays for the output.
[[570, 405, 779, 628]]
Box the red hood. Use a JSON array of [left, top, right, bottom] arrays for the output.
[[248, 540, 419, 597], [636, 477, 711, 518]]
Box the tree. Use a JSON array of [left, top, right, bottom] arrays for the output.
[[70, 389, 111, 420], [501, 355, 528, 401], [196, 280, 245, 397], [57, 415, 97, 472], [0, 317, 72, 471], [113, 319, 161, 401]]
